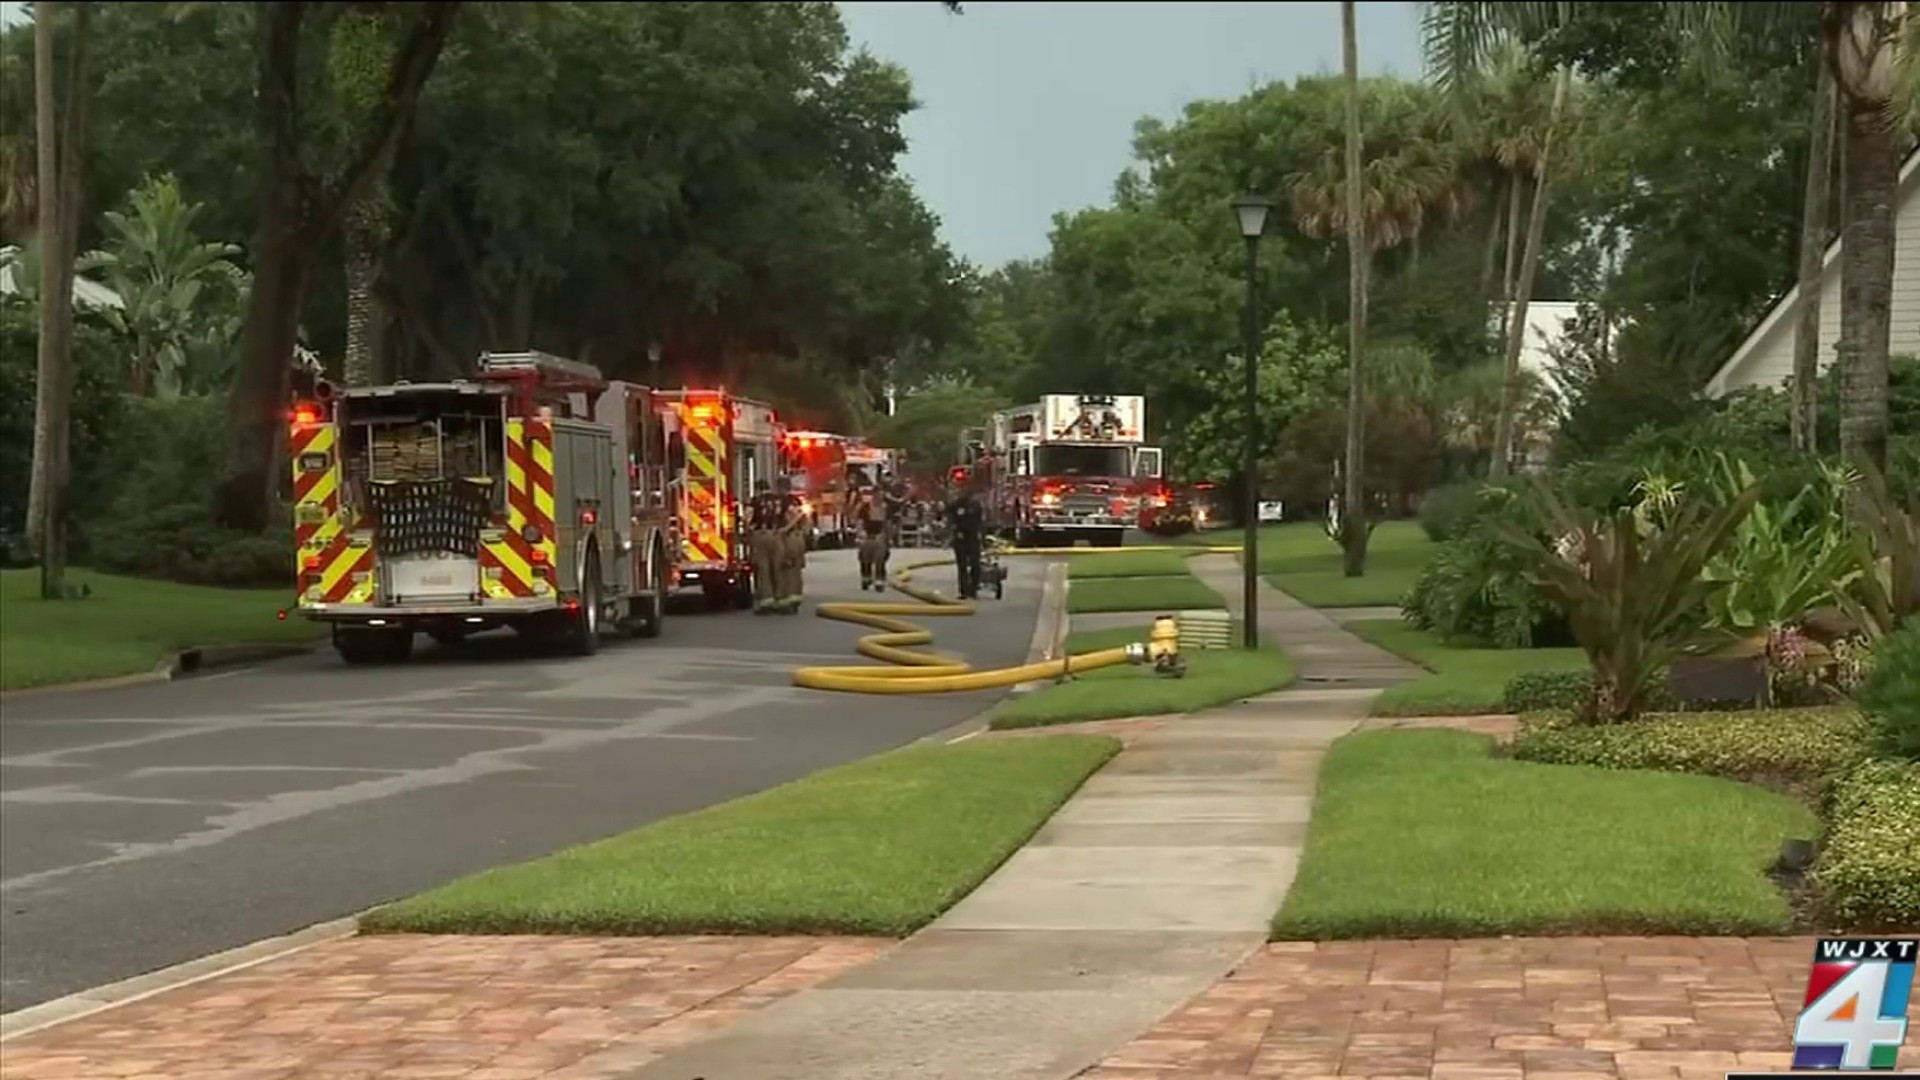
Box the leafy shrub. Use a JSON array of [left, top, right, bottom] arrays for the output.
[[1858, 625, 1920, 762], [1503, 670, 1594, 712], [1417, 481, 1481, 542], [1403, 483, 1571, 648], [1511, 707, 1873, 784], [90, 502, 289, 588], [1492, 479, 1762, 723], [1812, 759, 1920, 930], [0, 305, 131, 554]]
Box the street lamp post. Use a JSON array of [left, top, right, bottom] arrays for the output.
[[1232, 194, 1272, 651]]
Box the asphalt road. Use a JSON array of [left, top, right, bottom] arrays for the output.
[[0, 547, 1046, 1013]]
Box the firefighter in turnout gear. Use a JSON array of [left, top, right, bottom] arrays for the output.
[[775, 476, 808, 612], [748, 479, 792, 614], [855, 482, 890, 591], [946, 481, 986, 600]]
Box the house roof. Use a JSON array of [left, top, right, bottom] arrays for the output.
[[1702, 149, 1920, 398], [0, 245, 125, 312]]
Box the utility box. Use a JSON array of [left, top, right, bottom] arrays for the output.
[[1177, 609, 1233, 650]]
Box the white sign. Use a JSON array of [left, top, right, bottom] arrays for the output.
[[1039, 394, 1145, 443]]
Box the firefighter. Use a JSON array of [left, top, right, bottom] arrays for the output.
[[946, 479, 986, 600], [748, 479, 786, 615], [855, 482, 890, 591], [775, 476, 808, 613]]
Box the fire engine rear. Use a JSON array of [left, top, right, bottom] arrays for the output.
[[655, 390, 781, 609], [289, 351, 675, 663]]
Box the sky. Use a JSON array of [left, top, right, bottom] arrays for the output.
[[840, 1, 1424, 267], [0, 1, 1427, 267]]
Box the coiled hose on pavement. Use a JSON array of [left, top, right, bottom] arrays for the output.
[[788, 542, 1244, 694]]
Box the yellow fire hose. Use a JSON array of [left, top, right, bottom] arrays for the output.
[[789, 542, 1244, 694]]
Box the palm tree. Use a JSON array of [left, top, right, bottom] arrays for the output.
[[27, 0, 90, 600], [0, 45, 36, 244], [1339, 0, 1370, 575], [331, 6, 397, 388], [1422, 0, 1914, 475]]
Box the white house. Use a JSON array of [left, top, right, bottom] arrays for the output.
[[1703, 150, 1920, 398], [0, 244, 125, 312]]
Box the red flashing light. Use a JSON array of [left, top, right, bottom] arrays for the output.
[[302, 554, 322, 570], [277, 609, 288, 621], [948, 466, 970, 484], [564, 597, 581, 612], [291, 403, 321, 426], [531, 549, 549, 565], [580, 508, 597, 526]]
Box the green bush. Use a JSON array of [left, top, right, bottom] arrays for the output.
[[1403, 491, 1572, 649], [1511, 707, 1874, 784], [1503, 669, 1594, 712], [0, 305, 131, 559], [1812, 759, 1920, 930], [1858, 625, 1920, 762], [1417, 481, 1482, 542], [90, 502, 290, 589]]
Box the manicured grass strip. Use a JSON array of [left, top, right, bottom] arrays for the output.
[[1257, 520, 1435, 608], [991, 623, 1294, 729], [1272, 729, 1815, 939], [1064, 549, 1196, 579], [360, 736, 1120, 937], [0, 569, 321, 691], [1346, 618, 1586, 716], [1066, 574, 1225, 614]]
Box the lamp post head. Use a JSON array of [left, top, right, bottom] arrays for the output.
[[1232, 193, 1274, 242]]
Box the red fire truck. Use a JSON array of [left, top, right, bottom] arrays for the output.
[[654, 389, 782, 608], [288, 351, 676, 663], [780, 429, 851, 549], [965, 394, 1164, 548]]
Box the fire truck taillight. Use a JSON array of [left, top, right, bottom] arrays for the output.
[[303, 554, 322, 570], [580, 509, 597, 526]]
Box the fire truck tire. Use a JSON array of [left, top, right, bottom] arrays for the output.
[[632, 542, 667, 639], [568, 549, 603, 656], [731, 574, 755, 610], [334, 627, 413, 665], [702, 580, 731, 611]]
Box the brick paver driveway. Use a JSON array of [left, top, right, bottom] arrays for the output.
[[0, 935, 890, 1080], [1081, 936, 1916, 1080]]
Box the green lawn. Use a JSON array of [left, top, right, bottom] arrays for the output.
[[1272, 729, 1815, 939], [1064, 549, 1197, 579], [1065, 574, 1225, 614], [1348, 618, 1587, 716], [0, 569, 319, 691], [1254, 520, 1435, 608], [990, 623, 1294, 729], [361, 736, 1119, 937]]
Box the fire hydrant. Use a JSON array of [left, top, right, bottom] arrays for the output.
[[1149, 614, 1186, 678]]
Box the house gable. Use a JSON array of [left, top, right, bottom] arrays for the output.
[[1702, 151, 1920, 399]]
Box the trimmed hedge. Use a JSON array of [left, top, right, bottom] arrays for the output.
[[1511, 707, 1875, 785], [1504, 670, 1596, 713], [1812, 759, 1920, 929]]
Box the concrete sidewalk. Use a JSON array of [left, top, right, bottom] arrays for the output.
[[1185, 553, 1422, 688], [621, 691, 1372, 1080]]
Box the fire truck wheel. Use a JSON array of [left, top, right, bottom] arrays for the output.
[[731, 574, 755, 610], [334, 627, 413, 665], [568, 549, 603, 656], [632, 542, 667, 639]]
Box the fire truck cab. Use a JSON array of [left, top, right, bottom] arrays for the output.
[[979, 394, 1164, 548], [655, 390, 781, 609], [289, 351, 676, 664]]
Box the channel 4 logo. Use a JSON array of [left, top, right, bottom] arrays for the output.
[[1743, 936, 1917, 1076]]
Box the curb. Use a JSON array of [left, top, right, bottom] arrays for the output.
[[922, 556, 1069, 746], [0, 641, 320, 703], [0, 916, 359, 1042]]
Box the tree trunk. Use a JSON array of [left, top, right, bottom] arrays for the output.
[[1501, 171, 1524, 303], [1338, 0, 1369, 577], [1834, 94, 1896, 474], [1488, 65, 1569, 480], [215, 224, 314, 531], [27, 0, 88, 599], [340, 176, 388, 386], [1479, 173, 1504, 300], [1790, 58, 1836, 453]]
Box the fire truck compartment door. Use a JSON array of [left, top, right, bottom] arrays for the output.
[[385, 553, 481, 603]]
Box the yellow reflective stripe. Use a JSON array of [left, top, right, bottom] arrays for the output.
[[530, 435, 556, 546], [317, 542, 363, 600], [505, 420, 528, 533]]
